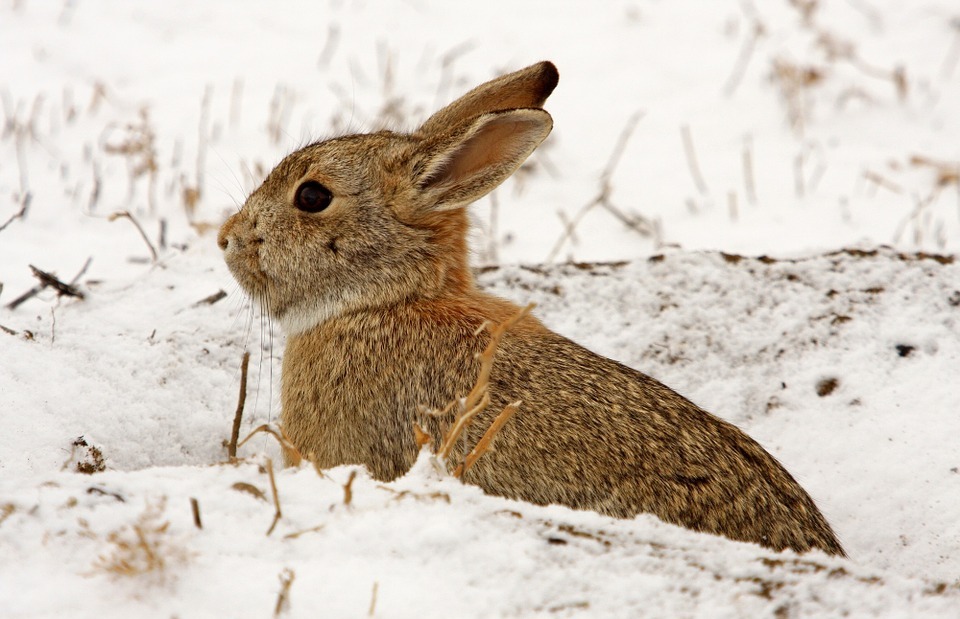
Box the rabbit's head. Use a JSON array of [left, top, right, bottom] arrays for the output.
[[219, 61, 558, 334]]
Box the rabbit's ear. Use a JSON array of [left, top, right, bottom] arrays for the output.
[[419, 61, 558, 137], [414, 108, 552, 212]]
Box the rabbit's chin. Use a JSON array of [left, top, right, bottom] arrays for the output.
[[274, 295, 354, 336]]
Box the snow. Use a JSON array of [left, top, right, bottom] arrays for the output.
[[1, 1, 959, 617]]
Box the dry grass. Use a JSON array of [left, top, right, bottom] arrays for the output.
[[101, 107, 158, 213], [770, 58, 826, 135], [546, 112, 659, 262], [274, 567, 295, 617], [227, 350, 252, 459], [237, 423, 302, 467], [106, 210, 159, 262], [63, 436, 105, 475], [88, 497, 190, 581], [418, 304, 531, 479]]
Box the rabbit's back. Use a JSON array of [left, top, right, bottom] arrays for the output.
[[477, 329, 844, 555], [281, 293, 844, 556]]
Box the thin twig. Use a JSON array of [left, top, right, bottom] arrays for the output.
[[190, 497, 202, 529], [723, 16, 765, 97], [30, 265, 85, 299], [108, 210, 159, 262], [7, 284, 46, 309], [265, 459, 282, 536], [195, 289, 227, 307], [283, 525, 325, 540], [681, 124, 709, 195], [342, 470, 358, 506], [546, 112, 647, 261], [893, 188, 942, 244], [0, 192, 30, 234], [7, 257, 90, 310], [228, 351, 251, 459], [862, 170, 902, 196]]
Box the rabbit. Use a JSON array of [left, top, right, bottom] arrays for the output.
[[218, 61, 845, 556]]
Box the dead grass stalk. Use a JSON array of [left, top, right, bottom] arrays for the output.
[[228, 351, 251, 459]]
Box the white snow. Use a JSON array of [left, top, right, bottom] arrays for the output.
[[1, 1, 959, 617]]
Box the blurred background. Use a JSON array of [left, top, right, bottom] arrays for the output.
[[2, 0, 958, 296]]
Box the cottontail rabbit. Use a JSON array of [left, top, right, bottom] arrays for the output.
[[219, 61, 844, 556]]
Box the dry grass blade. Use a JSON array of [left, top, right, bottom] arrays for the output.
[[283, 524, 325, 540], [92, 498, 189, 580], [190, 497, 202, 529], [265, 459, 282, 536], [237, 423, 302, 466], [412, 423, 431, 449], [368, 581, 379, 617], [274, 567, 295, 617], [723, 10, 766, 97], [0, 503, 15, 527], [681, 124, 709, 195], [194, 289, 227, 307], [107, 210, 159, 262], [437, 392, 490, 461], [909, 155, 960, 188], [863, 170, 903, 195], [454, 400, 521, 479], [433, 304, 532, 473], [228, 351, 251, 459], [342, 469, 358, 506], [231, 482, 267, 502]]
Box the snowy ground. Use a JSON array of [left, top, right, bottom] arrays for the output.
[[2, 1, 959, 617]]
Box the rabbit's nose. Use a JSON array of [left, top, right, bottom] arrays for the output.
[[218, 214, 238, 251]]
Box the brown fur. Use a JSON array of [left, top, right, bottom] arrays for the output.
[[219, 61, 845, 556]]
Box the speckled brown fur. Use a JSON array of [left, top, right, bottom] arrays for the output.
[[219, 61, 844, 556]]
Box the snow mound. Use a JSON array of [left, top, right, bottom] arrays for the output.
[[2, 247, 958, 617]]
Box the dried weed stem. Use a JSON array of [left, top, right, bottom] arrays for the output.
[[265, 459, 282, 536], [428, 304, 531, 478], [8, 258, 90, 310], [681, 124, 709, 195], [238, 424, 302, 467], [0, 192, 30, 234], [190, 497, 202, 529], [274, 568, 295, 617], [107, 210, 159, 262], [228, 351, 251, 459], [547, 112, 656, 261]]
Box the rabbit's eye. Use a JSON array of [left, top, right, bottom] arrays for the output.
[[294, 181, 333, 213]]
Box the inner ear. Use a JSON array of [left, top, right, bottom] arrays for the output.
[[416, 109, 552, 211]]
